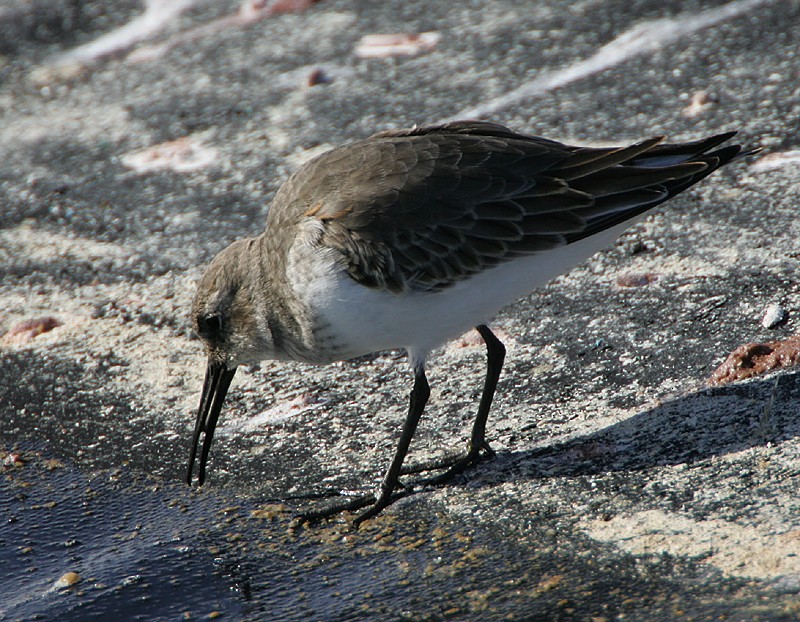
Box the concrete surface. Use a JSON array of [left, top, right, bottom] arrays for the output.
[[2, 0, 800, 620]]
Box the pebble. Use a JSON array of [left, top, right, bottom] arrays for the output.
[[307, 67, 332, 86], [54, 571, 81, 589], [1, 317, 62, 346], [761, 303, 787, 328]]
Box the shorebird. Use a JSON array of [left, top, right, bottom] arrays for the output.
[[185, 121, 754, 525]]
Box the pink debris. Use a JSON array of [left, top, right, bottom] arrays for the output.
[[263, 393, 326, 419], [616, 273, 659, 288], [682, 90, 717, 118], [120, 137, 218, 174], [709, 335, 800, 386], [450, 328, 511, 350], [354, 32, 441, 59], [245, 0, 320, 16], [1, 317, 62, 346]]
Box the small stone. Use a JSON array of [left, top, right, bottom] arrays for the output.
[[3, 453, 24, 467], [762, 303, 787, 328], [44, 459, 63, 470], [55, 571, 81, 589], [1, 317, 62, 346], [250, 504, 288, 519], [537, 575, 564, 591], [307, 67, 332, 86], [29, 62, 86, 87]]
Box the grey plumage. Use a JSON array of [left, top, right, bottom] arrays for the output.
[[265, 121, 749, 293]]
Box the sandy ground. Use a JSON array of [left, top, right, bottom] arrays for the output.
[[2, 0, 800, 620]]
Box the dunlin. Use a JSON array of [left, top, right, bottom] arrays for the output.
[[185, 121, 754, 525]]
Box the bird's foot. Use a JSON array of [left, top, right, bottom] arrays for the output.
[[413, 440, 496, 487], [292, 441, 496, 528], [399, 451, 468, 476], [293, 492, 376, 527], [293, 486, 413, 529]]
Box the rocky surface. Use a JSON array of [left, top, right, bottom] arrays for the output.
[[2, 0, 800, 620]]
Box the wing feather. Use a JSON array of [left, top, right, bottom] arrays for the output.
[[265, 121, 751, 293]]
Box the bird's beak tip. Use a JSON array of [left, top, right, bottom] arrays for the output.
[[185, 360, 237, 487]]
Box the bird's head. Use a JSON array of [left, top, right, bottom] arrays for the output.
[[186, 238, 269, 486]]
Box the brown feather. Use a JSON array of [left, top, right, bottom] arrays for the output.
[[263, 121, 750, 293]]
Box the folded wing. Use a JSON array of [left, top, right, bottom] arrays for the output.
[[275, 121, 750, 293]]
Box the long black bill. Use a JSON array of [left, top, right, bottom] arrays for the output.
[[185, 359, 237, 486]]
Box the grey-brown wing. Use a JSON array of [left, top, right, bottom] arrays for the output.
[[272, 121, 748, 293]]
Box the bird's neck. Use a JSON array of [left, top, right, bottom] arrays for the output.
[[252, 234, 319, 362]]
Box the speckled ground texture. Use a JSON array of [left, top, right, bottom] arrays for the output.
[[2, 0, 800, 620]]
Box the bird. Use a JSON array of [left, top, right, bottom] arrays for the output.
[[184, 120, 755, 526]]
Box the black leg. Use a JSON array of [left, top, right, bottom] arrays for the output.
[[295, 364, 430, 527], [295, 326, 504, 526], [351, 365, 430, 526], [468, 324, 505, 455], [418, 324, 505, 485]]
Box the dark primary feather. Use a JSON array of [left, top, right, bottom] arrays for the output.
[[265, 121, 751, 293]]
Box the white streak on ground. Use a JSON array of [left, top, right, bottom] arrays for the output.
[[126, 0, 317, 63], [750, 151, 800, 172], [51, 0, 196, 66], [231, 393, 330, 431], [353, 32, 441, 59], [451, 0, 772, 121]]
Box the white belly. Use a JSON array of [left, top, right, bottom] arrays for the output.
[[288, 220, 639, 365]]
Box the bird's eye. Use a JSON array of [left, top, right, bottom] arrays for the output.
[[197, 313, 224, 338]]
